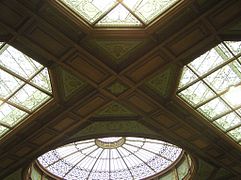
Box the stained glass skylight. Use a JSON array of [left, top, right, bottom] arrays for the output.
[[177, 41, 241, 145], [38, 137, 182, 180], [56, 0, 179, 27], [0, 43, 52, 137]]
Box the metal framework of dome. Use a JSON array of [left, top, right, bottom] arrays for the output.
[[38, 137, 183, 179]]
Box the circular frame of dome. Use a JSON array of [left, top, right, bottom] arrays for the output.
[[35, 137, 194, 180], [95, 137, 126, 149]]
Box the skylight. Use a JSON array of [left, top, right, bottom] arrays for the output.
[[56, 0, 179, 27], [177, 41, 241, 146], [0, 43, 52, 138], [38, 137, 182, 180]]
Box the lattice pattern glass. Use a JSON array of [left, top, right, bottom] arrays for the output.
[[59, 0, 117, 23], [177, 41, 241, 145], [38, 137, 182, 180], [0, 43, 52, 138], [56, 0, 179, 27]]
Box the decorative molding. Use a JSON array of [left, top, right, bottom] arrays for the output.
[[145, 65, 177, 98], [106, 81, 128, 96], [96, 102, 136, 116], [60, 68, 86, 99], [95, 40, 142, 63], [70, 120, 159, 139]]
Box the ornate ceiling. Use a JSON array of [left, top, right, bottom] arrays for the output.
[[0, 0, 241, 179]]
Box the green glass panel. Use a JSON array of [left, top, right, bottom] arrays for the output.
[[159, 171, 175, 180], [31, 167, 42, 180], [198, 97, 231, 119], [214, 111, 241, 131], [0, 70, 24, 99], [178, 81, 215, 106], [204, 61, 241, 93], [0, 103, 28, 127], [189, 44, 231, 76], [0, 125, 9, 136], [187, 154, 192, 167], [9, 84, 50, 111], [177, 158, 189, 179], [123, 0, 178, 24], [59, 0, 116, 23], [31, 68, 52, 93], [96, 4, 142, 27], [228, 126, 241, 141], [225, 41, 241, 56], [178, 67, 198, 89], [0, 44, 42, 79]]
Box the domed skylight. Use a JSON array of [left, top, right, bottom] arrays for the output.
[[0, 42, 52, 138], [177, 41, 241, 146], [38, 137, 182, 179], [55, 0, 179, 27]]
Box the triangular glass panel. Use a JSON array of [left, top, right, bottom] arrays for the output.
[[31, 68, 52, 93], [96, 4, 142, 27]]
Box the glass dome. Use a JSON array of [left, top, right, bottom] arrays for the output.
[[38, 137, 183, 180]]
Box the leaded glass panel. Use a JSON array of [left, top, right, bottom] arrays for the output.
[[214, 112, 241, 131], [178, 81, 215, 106], [0, 45, 42, 79], [0, 70, 23, 99], [123, 0, 179, 23], [9, 84, 50, 111], [204, 61, 241, 93], [198, 97, 231, 119], [59, 0, 117, 23], [228, 126, 241, 141], [225, 41, 241, 56], [0, 103, 28, 127], [189, 44, 231, 77]]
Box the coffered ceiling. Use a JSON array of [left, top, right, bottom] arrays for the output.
[[0, 0, 241, 179]]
